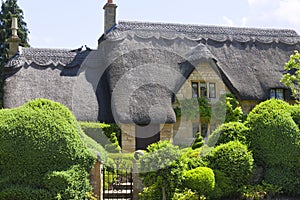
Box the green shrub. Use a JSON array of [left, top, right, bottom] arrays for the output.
[[240, 181, 282, 200], [205, 141, 254, 190], [290, 103, 300, 128], [138, 183, 162, 200], [105, 132, 121, 153], [191, 132, 204, 149], [245, 99, 300, 195], [264, 167, 300, 196], [182, 167, 215, 196], [0, 99, 98, 198], [207, 122, 249, 147], [208, 170, 235, 199], [0, 185, 52, 200], [180, 148, 207, 170], [172, 189, 200, 200], [139, 141, 184, 199], [44, 165, 92, 200], [103, 123, 122, 144], [80, 121, 111, 147], [107, 153, 134, 171], [246, 99, 300, 167]]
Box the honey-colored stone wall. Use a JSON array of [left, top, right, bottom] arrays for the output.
[[174, 62, 229, 146], [121, 124, 136, 153], [160, 124, 173, 143]]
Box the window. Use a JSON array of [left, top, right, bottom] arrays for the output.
[[201, 123, 208, 138], [209, 83, 216, 98], [270, 89, 284, 100], [192, 123, 199, 138], [200, 82, 207, 97], [192, 81, 216, 99], [192, 82, 199, 98]]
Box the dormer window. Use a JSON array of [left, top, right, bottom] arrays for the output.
[[270, 88, 284, 100]]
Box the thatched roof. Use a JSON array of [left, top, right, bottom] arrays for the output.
[[3, 47, 114, 122], [108, 21, 300, 101], [3, 21, 300, 124]]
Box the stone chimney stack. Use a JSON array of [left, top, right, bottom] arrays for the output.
[[7, 17, 21, 58], [103, 0, 117, 33]]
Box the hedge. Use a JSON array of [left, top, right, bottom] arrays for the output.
[[0, 99, 99, 199]]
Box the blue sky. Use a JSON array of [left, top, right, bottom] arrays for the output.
[[18, 0, 300, 49]]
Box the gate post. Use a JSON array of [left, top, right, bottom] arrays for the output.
[[132, 159, 144, 200], [90, 156, 103, 200]]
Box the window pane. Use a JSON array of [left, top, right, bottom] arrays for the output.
[[192, 82, 199, 98], [276, 89, 284, 100], [270, 89, 276, 99], [192, 123, 199, 138], [200, 82, 207, 97], [201, 123, 208, 138], [209, 83, 216, 98]]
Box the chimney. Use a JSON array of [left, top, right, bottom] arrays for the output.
[[103, 0, 117, 33], [7, 17, 21, 58]]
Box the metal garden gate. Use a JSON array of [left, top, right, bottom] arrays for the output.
[[103, 160, 133, 200]]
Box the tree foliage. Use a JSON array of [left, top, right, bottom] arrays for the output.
[[139, 141, 184, 200], [280, 50, 300, 100]]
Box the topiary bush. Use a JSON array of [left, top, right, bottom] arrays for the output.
[[180, 147, 207, 170], [0, 98, 99, 199], [245, 99, 300, 195], [139, 141, 184, 200], [207, 122, 249, 147], [44, 165, 92, 199], [191, 132, 204, 149], [204, 141, 254, 191], [208, 170, 235, 199], [182, 167, 215, 197], [105, 132, 121, 153]]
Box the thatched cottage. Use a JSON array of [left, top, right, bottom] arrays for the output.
[[4, 0, 300, 152]]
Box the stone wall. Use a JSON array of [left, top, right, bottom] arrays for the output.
[[121, 124, 136, 153], [174, 62, 228, 146]]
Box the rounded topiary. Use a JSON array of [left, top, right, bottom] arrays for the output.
[[246, 99, 300, 167], [204, 141, 254, 189], [245, 99, 300, 195], [182, 167, 215, 196], [207, 122, 249, 147], [0, 99, 96, 198]]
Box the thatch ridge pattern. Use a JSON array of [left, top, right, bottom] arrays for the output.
[[116, 21, 300, 45], [4, 47, 90, 70]]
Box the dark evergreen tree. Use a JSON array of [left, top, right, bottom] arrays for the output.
[[0, 0, 29, 107]]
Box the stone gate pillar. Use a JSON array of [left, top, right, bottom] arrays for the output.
[[89, 158, 103, 200]]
